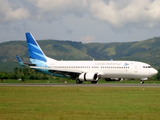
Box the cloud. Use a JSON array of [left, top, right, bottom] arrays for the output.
[[80, 35, 96, 43], [0, 0, 30, 23], [1, 0, 160, 28], [89, 0, 160, 28], [27, 0, 88, 20]]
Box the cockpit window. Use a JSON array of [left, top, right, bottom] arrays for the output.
[[143, 66, 151, 68]]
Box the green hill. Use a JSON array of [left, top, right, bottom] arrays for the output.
[[0, 37, 160, 72]]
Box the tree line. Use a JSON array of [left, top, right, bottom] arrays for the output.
[[0, 67, 50, 81]]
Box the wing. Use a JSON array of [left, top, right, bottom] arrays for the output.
[[30, 66, 82, 79]]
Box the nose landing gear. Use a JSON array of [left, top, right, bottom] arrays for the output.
[[140, 78, 148, 84], [140, 81, 144, 84]]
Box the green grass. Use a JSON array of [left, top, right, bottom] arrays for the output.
[[0, 87, 160, 120]]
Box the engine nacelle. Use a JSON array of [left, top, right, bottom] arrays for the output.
[[79, 72, 99, 81]]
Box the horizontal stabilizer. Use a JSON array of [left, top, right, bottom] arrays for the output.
[[15, 55, 36, 66]]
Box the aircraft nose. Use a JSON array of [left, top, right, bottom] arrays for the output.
[[151, 68, 158, 75]]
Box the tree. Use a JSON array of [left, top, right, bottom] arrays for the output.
[[0, 73, 8, 82], [156, 69, 160, 80]]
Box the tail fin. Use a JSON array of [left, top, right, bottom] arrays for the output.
[[25, 33, 47, 62]]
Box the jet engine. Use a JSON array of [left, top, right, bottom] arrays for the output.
[[79, 72, 99, 81]]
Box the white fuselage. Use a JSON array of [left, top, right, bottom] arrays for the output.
[[46, 60, 157, 79]]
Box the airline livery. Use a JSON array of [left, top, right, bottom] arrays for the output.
[[16, 33, 158, 84]]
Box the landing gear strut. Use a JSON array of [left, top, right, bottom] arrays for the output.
[[140, 78, 148, 84]]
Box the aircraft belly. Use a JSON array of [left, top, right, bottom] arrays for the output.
[[101, 69, 128, 78]]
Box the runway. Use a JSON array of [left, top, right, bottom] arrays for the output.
[[0, 83, 160, 87]]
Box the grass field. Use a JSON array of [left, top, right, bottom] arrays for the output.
[[1, 79, 160, 84], [0, 87, 160, 120]]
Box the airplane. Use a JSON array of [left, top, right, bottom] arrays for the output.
[[15, 32, 158, 84]]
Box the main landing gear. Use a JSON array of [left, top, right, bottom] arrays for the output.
[[91, 81, 98, 84], [76, 79, 83, 84], [76, 79, 98, 84]]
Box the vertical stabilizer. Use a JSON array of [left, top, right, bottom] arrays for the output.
[[25, 33, 47, 62]]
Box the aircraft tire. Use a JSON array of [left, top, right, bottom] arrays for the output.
[[91, 81, 98, 84], [76, 79, 83, 84]]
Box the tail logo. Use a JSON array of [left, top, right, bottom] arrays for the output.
[[26, 33, 47, 62]]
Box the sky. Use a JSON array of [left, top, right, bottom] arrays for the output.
[[0, 0, 160, 43]]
